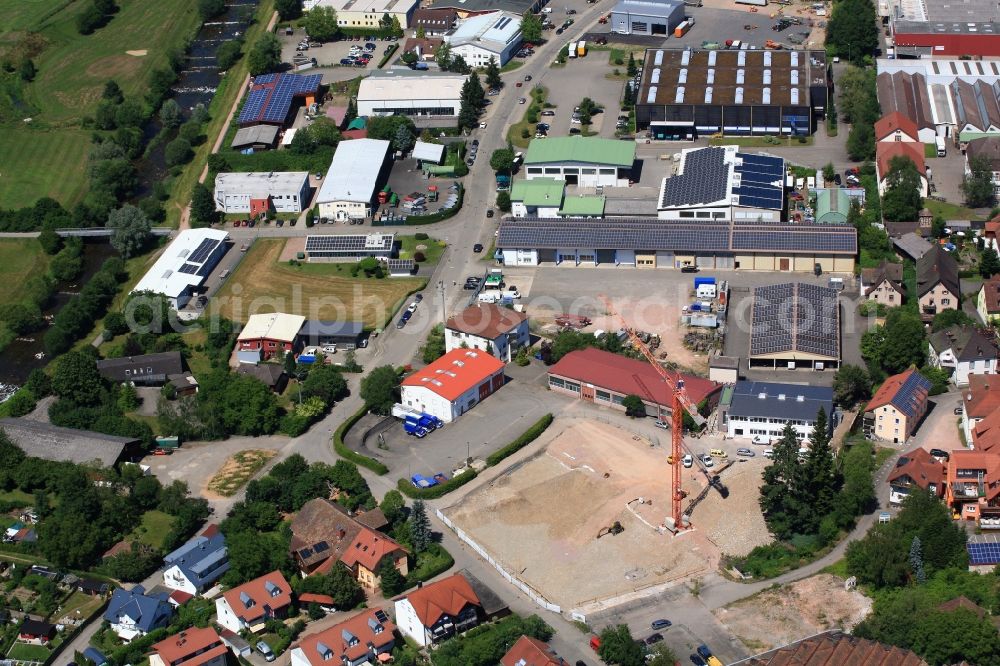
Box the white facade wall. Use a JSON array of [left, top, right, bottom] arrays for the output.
[[394, 599, 430, 647], [450, 41, 518, 67], [400, 384, 459, 423], [501, 249, 539, 266], [444, 320, 530, 361], [214, 598, 242, 634], [357, 97, 460, 118], [511, 202, 560, 218], [726, 415, 816, 442], [524, 163, 625, 187], [928, 345, 999, 386], [162, 565, 197, 596], [318, 200, 370, 221], [214, 174, 309, 214]]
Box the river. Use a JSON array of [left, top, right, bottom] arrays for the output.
[[0, 0, 260, 397]]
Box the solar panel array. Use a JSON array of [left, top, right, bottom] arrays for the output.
[[660, 147, 730, 207], [188, 238, 221, 264], [968, 540, 1000, 565], [891, 371, 933, 417], [305, 235, 393, 253], [734, 153, 784, 210], [239, 73, 322, 125], [749, 283, 839, 359], [178, 263, 201, 275], [387, 258, 415, 272], [732, 226, 857, 253]]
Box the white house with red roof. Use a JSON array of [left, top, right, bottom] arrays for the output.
[[215, 570, 292, 634], [150, 627, 228, 666], [400, 349, 506, 423], [394, 573, 484, 646], [290, 609, 395, 666]]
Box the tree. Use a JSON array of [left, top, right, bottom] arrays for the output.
[[52, 350, 105, 406], [190, 183, 219, 227], [380, 490, 406, 527], [390, 15, 403, 37], [521, 10, 543, 42], [103, 80, 124, 103], [221, 530, 293, 587], [409, 500, 431, 553], [908, 536, 926, 584], [802, 408, 837, 530], [198, 0, 226, 19], [107, 204, 152, 258], [118, 383, 140, 412], [0, 303, 43, 335], [378, 559, 406, 596], [360, 365, 400, 414], [881, 309, 926, 373], [759, 424, 808, 539], [882, 156, 923, 223], [646, 645, 679, 666], [434, 42, 452, 70], [485, 57, 502, 90], [981, 246, 1000, 279], [300, 564, 364, 609], [621, 394, 646, 417], [931, 308, 976, 331], [368, 115, 416, 148], [247, 33, 282, 76], [462, 71, 485, 109], [626, 52, 637, 78], [823, 162, 836, 183], [276, 0, 303, 21], [833, 364, 872, 408], [400, 50, 417, 66], [598, 625, 646, 666], [302, 365, 348, 404], [846, 122, 875, 162], [18, 58, 36, 82], [490, 147, 515, 174], [38, 226, 62, 254], [449, 54, 470, 74], [458, 97, 479, 131], [919, 366, 951, 396], [215, 38, 244, 71], [393, 124, 416, 154], [826, 0, 879, 63], [303, 6, 339, 41], [496, 191, 511, 212], [962, 155, 997, 208], [422, 324, 446, 363]]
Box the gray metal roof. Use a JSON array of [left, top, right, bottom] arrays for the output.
[[728, 380, 833, 422], [497, 218, 857, 254], [300, 319, 365, 336], [0, 418, 135, 467], [231, 125, 279, 149], [749, 283, 840, 359]]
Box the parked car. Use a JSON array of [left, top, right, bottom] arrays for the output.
[[763, 449, 774, 458], [541, 110, 555, 116], [645, 633, 663, 645], [519, 97, 527, 104], [930, 448, 951, 461], [682, 455, 692, 468], [396, 317, 407, 329], [651, 619, 672, 630], [414, 293, 423, 302], [256, 641, 275, 662], [473, 243, 484, 253], [407, 302, 418, 313], [700, 454, 714, 468], [681, 265, 699, 273], [737, 448, 755, 457], [954, 407, 963, 415], [524, 74, 533, 81], [752, 435, 769, 445], [401, 310, 413, 321], [654, 419, 669, 430], [486, 209, 495, 218]]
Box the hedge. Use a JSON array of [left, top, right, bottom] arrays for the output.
[[396, 468, 478, 499], [333, 404, 389, 475], [403, 185, 464, 225], [486, 413, 553, 466], [378, 44, 398, 68]]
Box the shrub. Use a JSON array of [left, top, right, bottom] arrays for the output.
[[333, 405, 389, 474], [486, 413, 553, 466], [413, 251, 426, 262], [396, 469, 478, 499], [414, 232, 428, 240]]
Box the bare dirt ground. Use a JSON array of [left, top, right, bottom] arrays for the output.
[[445, 419, 720, 609], [204, 449, 277, 498], [714, 574, 873, 653], [691, 457, 772, 557], [126, 50, 148, 56]]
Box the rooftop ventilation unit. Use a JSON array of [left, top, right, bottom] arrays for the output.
[[679, 69, 688, 84], [736, 69, 745, 84], [707, 69, 715, 84], [681, 49, 691, 66], [763, 69, 771, 85], [705, 87, 713, 103], [647, 86, 658, 104]]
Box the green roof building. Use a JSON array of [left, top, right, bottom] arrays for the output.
[[510, 178, 566, 217], [814, 188, 850, 225], [558, 195, 605, 217], [523, 137, 636, 187]]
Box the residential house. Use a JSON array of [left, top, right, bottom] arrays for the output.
[[916, 245, 961, 320], [964, 374, 1000, 445], [149, 627, 228, 666], [235, 363, 289, 393], [290, 609, 396, 666], [978, 275, 1000, 325], [875, 141, 928, 198], [411, 7, 456, 35], [928, 325, 1000, 386], [236, 312, 305, 362], [215, 570, 293, 634], [863, 368, 932, 444], [83, 647, 109, 666], [736, 629, 927, 665], [103, 585, 173, 641], [444, 304, 530, 362], [945, 450, 1000, 527], [162, 532, 229, 596], [874, 112, 920, 144], [888, 448, 946, 505], [965, 136, 1000, 198], [96, 352, 184, 386], [394, 573, 484, 647], [501, 636, 567, 666], [289, 499, 407, 591], [18, 619, 55, 645], [861, 261, 905, 307]]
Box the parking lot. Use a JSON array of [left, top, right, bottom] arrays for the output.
[[277, 27, 398, 84], [540, 54, 626, 138]]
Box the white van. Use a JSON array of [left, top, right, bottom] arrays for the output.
[[478, 292, 500, 304], [936, 136, 946, 157]]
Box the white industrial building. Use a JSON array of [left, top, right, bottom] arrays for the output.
[[724, 381, 835, 443], [357, 70, 466, 120], [304, 0, 418, 29], [444, 11, 522, 67], [522, 137, 637, 188], [131, 229, 229, 310], [213, 172, 310, 214], [610, 0, 685, 36], [316, 139, 391, 221], [399, 349, 506, 423]]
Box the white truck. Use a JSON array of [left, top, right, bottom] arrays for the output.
[[936, 136, 946, 157]]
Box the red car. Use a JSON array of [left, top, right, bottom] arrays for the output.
[[153, 449, 171, 456]]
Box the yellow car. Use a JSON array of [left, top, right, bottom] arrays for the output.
[[666, 455, 675, 465], [710, 448, 728, 459]]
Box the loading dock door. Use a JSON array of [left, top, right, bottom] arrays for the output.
[[779, 258, 790, 271]]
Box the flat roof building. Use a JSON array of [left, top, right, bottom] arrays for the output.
[[304, 233, 395, 262], [298, 319, 365, 348], [496, 217, 857, 274], [523, 136, 636, 187], [749, 282, 841, 370], [214, 171, 310, 215], [131, 229, 230, 310], [445, 11, 522, 66], [305, 0, 418, 29], [610, 0, 685, 37], [238, 73, 321, 127], [357, 70, 466, 123], [889, 0, 1000, 57], [316, 139, 391, 221], [635, 48, 829, 139]]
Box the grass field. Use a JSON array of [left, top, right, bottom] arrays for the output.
[[0, 238, 50, 309], [924, 198, 982, 221], [131, 510, 175, 549], [212, 239, 425, 328], [7, 642, 51, 661], [207, 449, 276, 496], [0, 0, 201, 207]]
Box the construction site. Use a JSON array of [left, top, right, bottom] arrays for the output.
[[443, 416, 767, 611]]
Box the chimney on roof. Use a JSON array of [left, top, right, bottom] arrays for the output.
[[338, 528, 346, 539]]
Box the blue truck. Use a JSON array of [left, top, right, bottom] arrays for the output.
[[694, 276, 716, 289], [404, 420, 428, 438], [411, 473, 437, 488]]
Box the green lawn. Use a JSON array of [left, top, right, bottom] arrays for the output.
[[398, 234, 446, 264], [923, 198, 982, 221], [7, 642, 51, 661], [0, 238, 50, 309], [0, 0, 202, 207], [130, 510, 175, 549], [0, 488, 35, 504]]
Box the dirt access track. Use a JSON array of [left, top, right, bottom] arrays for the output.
[[444, 418, 725, 611]]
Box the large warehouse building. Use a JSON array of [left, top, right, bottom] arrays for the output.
[[658, 147, 784, 222], [635, 48, 829, 139], [316, 139, 391, 221], [888, 0, 1000, 57], [749, 282, 841, 370], [305, 0, 418, 29], [523, 137, 636, 187], [496, 218, 857, 272], [444, 11, 522, 67], [400, 349, 506, 423], [609, 0, 685, 37], [132, 229, 229, 309], [357, 70, 466, 124]]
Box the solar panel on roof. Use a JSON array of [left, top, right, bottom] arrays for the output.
[[968, 541, 1000, 565], [188, 238, 220, 264], [661, 147, 730, 207], [305, 235, 393, 254], [178, 263, 201, 275]]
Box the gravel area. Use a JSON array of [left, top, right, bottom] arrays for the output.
[[692, 457, 772, 557]]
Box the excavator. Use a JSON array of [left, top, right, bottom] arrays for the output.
[[603, 297, 729, 532]]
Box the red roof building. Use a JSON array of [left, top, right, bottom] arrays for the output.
[[742, 630, 925, 665], [887, 447, 946, 505], [965, 374, 1000, 447], [874, 112, 919, 143], [400, 349, 506, 423], [501, 636, 566, 666], [945, 450, 1000, 527], [876, 142, 928, 199], [547, 347, 721, 417], [150, 627, 228, 666], [215, 570, 292, 634], [394, 573, 483, 646], [291, 609, 396, 666]]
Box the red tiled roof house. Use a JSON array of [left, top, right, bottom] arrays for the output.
[[863, 368, 932, 444], [888, 448, 945, 505], [290, 609, 395, 666], [394, 573, 483, 647], [501, 636, 567, 666], [149, 627, 228, 666], [215, 570, 292, 634], [945, 450, 1000, 528]]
